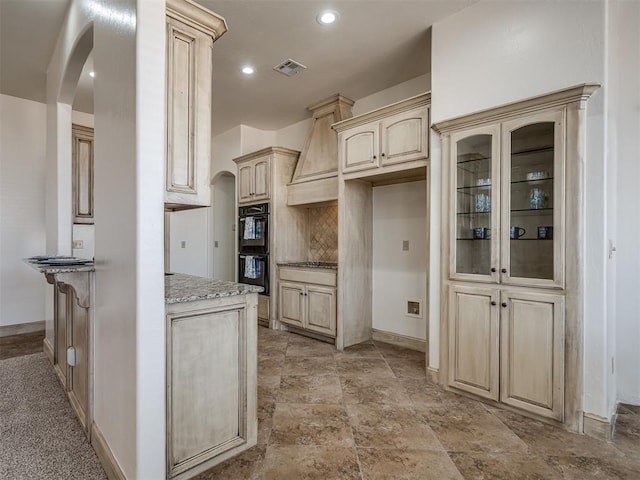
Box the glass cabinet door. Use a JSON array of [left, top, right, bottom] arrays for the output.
[[450, 125, 500, 281], [501, 110, 564, 287]]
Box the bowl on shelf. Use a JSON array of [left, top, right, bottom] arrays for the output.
[[526, 171, 549, 181]]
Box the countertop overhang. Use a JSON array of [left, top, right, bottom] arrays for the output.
[[277, 262, 338, 270], [24, 257, 95, 274], [166, 273, 263, 304]]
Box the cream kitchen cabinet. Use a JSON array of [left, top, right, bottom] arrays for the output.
[[334, 93, 430, 182], [448, 284, 564, 420], [237, 154, 270, 204], [435, 84, 599, 430], [278, 266, 337, 338], [164, 0, 227, 210], [72, 124, 94, 224]]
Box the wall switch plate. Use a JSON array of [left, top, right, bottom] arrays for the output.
[[180, 241, 186, 248], [402, 240, 409, 251], [72, 240, 83, 249]]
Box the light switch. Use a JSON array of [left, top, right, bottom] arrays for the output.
[[402, 240, 409, 251], [214, 240, 219, 248], [181, 241, 186, 248], [73, 240, 83, 249]]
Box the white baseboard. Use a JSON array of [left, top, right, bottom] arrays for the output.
[[0, 320, 45, 337], [427, 367, 439, 384], [91, 422, 126, 480], [583, 412, 615, 441], [371, 328, 426, 353]]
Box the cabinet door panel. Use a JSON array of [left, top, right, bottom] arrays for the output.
[[68, 296, 89, 430], [252, 157, 270, 201], [381, 107, 428, 165], [279, 282, 304, 328], [54, 284, 68, 386], [500, 291, 564, 420], [237, 164, 254, 203], [501, 109, 564, 288], [449, 125, 501, 283], [341, 125, 379, 173], [72, 125, 94, 224], [448, 285, 499, 400], [305, 285, 336, 336]]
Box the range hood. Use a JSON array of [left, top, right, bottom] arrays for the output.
[[287, 94, 354, 206]]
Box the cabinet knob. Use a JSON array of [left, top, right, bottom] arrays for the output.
[[490, 267, 496, 273], [501, 302, 508, 308], [491, 301, 497, 306], [373, 155, 377, 159], [381, 153, 386, 157], [501, 268, 507, 274], [299, 292, 303, 296]]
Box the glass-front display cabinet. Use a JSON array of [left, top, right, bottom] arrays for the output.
[[450, 111, 564, 288]]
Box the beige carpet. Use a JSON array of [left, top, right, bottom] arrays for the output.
[[0, 353, 106, 480]]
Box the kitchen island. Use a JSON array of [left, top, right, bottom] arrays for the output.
[[165, 273, 262, 479]]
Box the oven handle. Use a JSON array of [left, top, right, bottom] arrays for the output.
[[239, 214, 268, 222]]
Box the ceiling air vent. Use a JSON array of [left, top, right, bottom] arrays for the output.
[[273, 58, 307, 77]]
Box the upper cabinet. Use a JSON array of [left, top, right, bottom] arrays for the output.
[[164, 0, 227, 211], [237, 154, 271, 204], [334, 93, 430, 183], [448, 109, 564, 288], [72, 124, 94, 224]]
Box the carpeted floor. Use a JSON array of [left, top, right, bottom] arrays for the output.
[[0, 353, 106, 480]]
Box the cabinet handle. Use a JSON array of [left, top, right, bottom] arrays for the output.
[[490, 267, 496, 273], [67, 346, 77, 367], [501, 302, 507, 308], [501, 268, 507, 274], [491, 301, 497, 306]]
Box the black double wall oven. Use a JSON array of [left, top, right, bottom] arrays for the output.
[[238, 203, 269, 294]]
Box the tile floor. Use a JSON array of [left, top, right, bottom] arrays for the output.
[[194, 327, 640, 480], [2, 329, 638, 479]]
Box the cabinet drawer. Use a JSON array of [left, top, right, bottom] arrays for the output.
[[279, 267, 337, 287]]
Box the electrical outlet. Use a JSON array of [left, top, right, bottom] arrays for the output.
[[402, 240, 409, 251], [180, 241, 186, 248], [214, 240, 219, 248], [406, 299, 422, 318], [72, 240, 83, 249]]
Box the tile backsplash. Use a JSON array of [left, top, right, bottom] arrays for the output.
[[308, 205, 338, 263]]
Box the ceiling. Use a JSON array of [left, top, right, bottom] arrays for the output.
[[0, 0, 476, 136]]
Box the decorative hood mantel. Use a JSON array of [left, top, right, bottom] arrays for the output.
[[287, 94, 354, 206]]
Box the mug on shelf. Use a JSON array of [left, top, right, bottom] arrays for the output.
[[472, 227, 491, 239], [510, 226, 526, 239], [530, 188, 549, 209], [537, 226, 553, 239], [475, 193, 491, 212]]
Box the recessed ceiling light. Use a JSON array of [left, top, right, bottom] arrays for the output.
[[317, 10, 339, 25], [89, 71, 95, 78], [242, 66, 255, 75]]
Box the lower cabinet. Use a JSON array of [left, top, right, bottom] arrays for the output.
[[449, 284, 564, 420], [257, 294, 270, 326], [166, 294, 257, 479], [53, 279, 92, 437], [278, 267, 337, 337]]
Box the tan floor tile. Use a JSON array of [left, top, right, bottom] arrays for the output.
[[336, 357, 395, 377], [617, 404, 640, 416], [400, 378, 483, 408], [612, 414, 640, 460], [270, 403, 354, 447], [384, 356, 427, 378], [420, 404, 529, 454], [258, 343, 288, 358], [334, 342, 382, 359], [450, 452, 561, 480], [346, 404, 442, 450], [341, 376, 413, 405], [281, 356, 337, 376], [358, 448, 463, 480], [544, 455, 640, 479], [373, 341, 424, 359], [262, 446, 360, 480], [193, 445, 266, 480], [278, 375, 343, 404], [258, 375, 281, 405], [492, 410, 625, 458], [257, 403, 276, 446], [258, 355, 285, 376], [285, 340, 335, 357]]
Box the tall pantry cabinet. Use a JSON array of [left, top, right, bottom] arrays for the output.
[[433, 84, 599, 429]]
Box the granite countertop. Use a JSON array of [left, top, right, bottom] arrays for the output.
[[166, 273, 264, 304], [24, 257, 95, 274], [278, 261, 338, 270]]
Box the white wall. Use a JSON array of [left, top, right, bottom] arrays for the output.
[[168, 208, 209, 277], [46, 1, 166, 478], [0, 95, 48, 328], [352, 74, 430, 116], [372, 181, 427, 340], [432, 0, 611, 417], [71, 110, 95, 260], [211, 174, 236, 281], [609, 0, 640, 406]]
